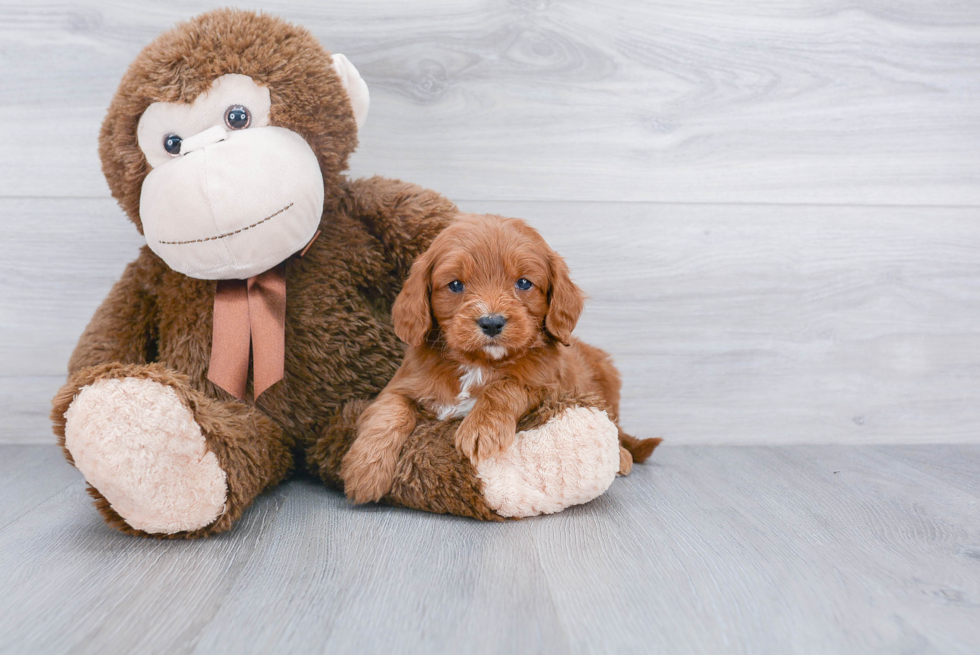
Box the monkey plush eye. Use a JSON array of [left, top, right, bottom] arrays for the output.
[[163, 134, 182, 156], [448, 280, 465, 293], [225, 105, 251, 129], [515, 278, 533, 290]]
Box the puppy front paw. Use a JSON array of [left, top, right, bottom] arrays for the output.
[[455, 413, 516, 465], [340, 440, 396, 505]]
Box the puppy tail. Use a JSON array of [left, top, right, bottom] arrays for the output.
[[619, 430, 662, 464]]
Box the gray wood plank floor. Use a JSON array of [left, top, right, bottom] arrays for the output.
[[0, 444, 977, 655]]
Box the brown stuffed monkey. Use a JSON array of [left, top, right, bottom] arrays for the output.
[[50, 9, 628, 538]]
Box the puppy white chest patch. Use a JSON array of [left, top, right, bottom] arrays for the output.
[[437, 396, 476, 421], [435, 365, 484, 420]]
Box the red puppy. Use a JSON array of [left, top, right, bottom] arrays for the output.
[[340, 214, 660, 504]]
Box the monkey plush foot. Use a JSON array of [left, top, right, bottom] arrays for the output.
[[63, 377, 228, 534], [475, 406, 621, 518]]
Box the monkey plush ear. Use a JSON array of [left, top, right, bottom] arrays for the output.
[[331, 54, 370, 131]]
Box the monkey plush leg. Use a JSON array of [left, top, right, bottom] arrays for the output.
[[309, 392, 627, 520], [52, 363, 293, 538]]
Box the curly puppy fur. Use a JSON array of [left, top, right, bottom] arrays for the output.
[[53, 9, 520, 536], [340, 215, 660, 504]]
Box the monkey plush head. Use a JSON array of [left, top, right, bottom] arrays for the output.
[[99, 9, 369, 279]]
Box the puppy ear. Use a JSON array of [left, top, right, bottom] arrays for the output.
[[545, 251, 585, 346], [392, 251, 434, 348]]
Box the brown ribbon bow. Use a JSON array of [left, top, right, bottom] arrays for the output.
[[207, 231, 319, 400], [207, 265, 287, 400]]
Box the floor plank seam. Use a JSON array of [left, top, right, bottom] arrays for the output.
[[0, 478, 85, 533]]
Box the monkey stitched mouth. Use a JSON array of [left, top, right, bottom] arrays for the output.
[[157, 202, 294, 245]]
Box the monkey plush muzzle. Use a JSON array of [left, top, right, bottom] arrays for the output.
[[140, 124, 324, 280]]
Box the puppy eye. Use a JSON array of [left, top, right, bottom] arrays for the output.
[[163, 134, 182, 156], [515, 278, 533, 291], [225, 105, 251, 130], [448, 280, 465, 293]]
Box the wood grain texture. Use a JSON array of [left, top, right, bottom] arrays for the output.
[[0, 444, 977, 654], [0, 445, 78, 531], [4, 198, 978, 445], [1, 1, 978, 444], [0, 377, 64, 443], [0, 0, 977, 203]]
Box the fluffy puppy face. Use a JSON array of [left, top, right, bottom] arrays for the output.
[[393, 214, 585, 363]]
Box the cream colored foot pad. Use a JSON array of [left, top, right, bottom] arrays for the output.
[[477, 407, 620, 518], [64, 377, 227, 534]]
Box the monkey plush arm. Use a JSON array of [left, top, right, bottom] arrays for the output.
[[343, 176, 458, 280], [68, 248, 159, 373]]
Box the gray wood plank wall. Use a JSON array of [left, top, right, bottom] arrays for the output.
[[1, 1, 978, 444]]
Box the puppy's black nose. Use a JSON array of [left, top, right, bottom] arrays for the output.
[[477, 314, 507, 337]]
